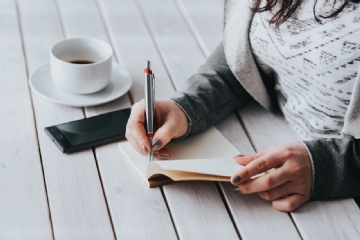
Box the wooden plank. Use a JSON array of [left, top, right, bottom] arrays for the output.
[[240, 103, 360, 239], [17, 0, 114, 239], [174, 0, 223, 56], [221, 184, 301, 240], [293, 199, 360, 240], [0, 1, 53, 239], [239, 102, 300, 151], [96, 0, 175, 102], [137, 0, 301, 239], [55, 0, 108, 42], [56, 0, 178, 238], [135, 0, 204, 90]]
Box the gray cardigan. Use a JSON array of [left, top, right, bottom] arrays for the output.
[[171, 0, 360, 200]]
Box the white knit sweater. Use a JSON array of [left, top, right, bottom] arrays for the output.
[[249, 0, 360, 140]]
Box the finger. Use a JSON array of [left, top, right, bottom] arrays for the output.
[[272, 194, 308, 212], [128, 99, 146, 124], [152, 118, 179, 151], [126, 100, 151, 153], [231, 151, 285, 184], [257, 181, 294, 201], [234, 151, 266, 165], [126, 122, 151, 154], [236, 167, 292, 193], [126, 133, 147, 155]]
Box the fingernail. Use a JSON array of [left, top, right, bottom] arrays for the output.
[[152, 139, 163, 151], [233, 154, 244, 159], [154, 154, 169, 160], [233, 187, 240, 193], [231, 176, 241, 184], [141, 145, 149, 155]]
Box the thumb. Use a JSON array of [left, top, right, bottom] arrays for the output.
[[151, 120, 178, 151]]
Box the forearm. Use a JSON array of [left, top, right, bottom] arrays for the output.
[[170, 43, 253, 136], [304, 137, 360, 200]]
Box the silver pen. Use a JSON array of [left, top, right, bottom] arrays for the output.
[[144, 60, 155, 161]]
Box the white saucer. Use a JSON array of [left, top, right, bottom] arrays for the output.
[[29, 62, 132, 107]]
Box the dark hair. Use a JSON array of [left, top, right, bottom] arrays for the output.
[[252, 0, 360, 27]]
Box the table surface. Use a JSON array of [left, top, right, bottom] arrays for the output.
[[1, 0, 360, 239]]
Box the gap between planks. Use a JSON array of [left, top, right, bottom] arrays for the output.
[[132, 0, 177, 92], [53, 2, 118, 239], [173, 0, 209, 58], [159, 186, 180, 240], [14, 0, 55, 239], [215, 182, 241, 239], [93, 0, 135, 105], [92, 147, 117, 240]]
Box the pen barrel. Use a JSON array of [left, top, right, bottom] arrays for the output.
[[148, 137, 153, 162], [145, 73, 154, 133]]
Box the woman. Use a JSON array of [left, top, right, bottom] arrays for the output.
[[126, 0, 360, 212]]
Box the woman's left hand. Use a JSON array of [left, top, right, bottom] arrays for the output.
[[231, 142, 312, 212]]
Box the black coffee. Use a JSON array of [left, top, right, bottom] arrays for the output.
[[69, 60, 94, 64]]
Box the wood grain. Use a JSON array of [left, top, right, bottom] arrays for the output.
[[99, 0, 177, 102], [17, 0, 114, 239], [239, 102, 300, 151], [174, 0, 223, 57], [293, 199, 360, 240], [0, 1, 53, 239], [56, 0, 178, 238], [135, 0, 204, 91]]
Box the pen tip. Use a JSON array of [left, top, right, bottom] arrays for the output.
[[146, 60, 151, 69]]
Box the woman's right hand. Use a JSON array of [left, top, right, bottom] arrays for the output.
[[125, 99, 189, 155]]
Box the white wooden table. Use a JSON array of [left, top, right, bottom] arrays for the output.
[[1, 0, 360, 239]]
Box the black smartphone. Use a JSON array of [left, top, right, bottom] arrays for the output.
[[45, 108, 131, 153]]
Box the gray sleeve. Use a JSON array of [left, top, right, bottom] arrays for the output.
[[170, 43, 253, 136], [304, 137, 360, 200]]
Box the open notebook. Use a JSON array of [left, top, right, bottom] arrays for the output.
[[118, 126, 244, 187]]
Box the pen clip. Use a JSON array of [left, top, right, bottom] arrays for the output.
[[152, 74, 155, 111]]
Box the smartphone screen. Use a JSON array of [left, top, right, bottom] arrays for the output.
[[45, 108, 131, 153]]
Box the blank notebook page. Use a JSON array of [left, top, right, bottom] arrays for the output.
[[118, 126, 241, 182]]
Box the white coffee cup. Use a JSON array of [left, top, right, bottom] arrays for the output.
[[50, 38, 113, 94]]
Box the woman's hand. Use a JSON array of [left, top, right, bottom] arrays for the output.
[[125, 99, 189, 155], [231, 142, 312, 212]]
